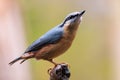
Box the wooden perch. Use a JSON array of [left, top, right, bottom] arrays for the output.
[[48, 63, 71, 80]]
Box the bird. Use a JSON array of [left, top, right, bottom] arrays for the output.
[[9, 10, 85, 66]]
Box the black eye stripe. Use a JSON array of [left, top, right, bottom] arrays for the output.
[[63, 13, 79, 23], [67, 14, 79, 20], [69, 15, 75, 19]]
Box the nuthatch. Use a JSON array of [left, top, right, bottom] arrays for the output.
[[9, 10, 85, 65]]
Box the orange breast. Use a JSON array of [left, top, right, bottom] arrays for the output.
[[34, 32, 76, 60], [35, 25, 77, 60]]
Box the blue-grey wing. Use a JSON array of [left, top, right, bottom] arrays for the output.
[[24, 26, 63, 53]]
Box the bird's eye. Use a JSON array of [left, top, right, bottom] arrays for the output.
[[69, 15, 75, 19]]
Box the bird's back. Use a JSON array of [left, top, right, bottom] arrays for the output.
[[24, 25, 64, 53]]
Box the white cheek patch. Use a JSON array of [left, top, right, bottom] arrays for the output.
[[64, 21, 70, 27], [64, 16, 82, 25], [65, 20, 71, 25], [80, 17, 82, 21], [77, 17, 82, 23]]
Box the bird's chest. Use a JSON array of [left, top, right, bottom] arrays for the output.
[[58, 33, 75, 51], [49, 32, 75, 57], [55, 37, 72, 53]]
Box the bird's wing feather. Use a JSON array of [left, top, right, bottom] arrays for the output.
[[25, 26, 63, 53]]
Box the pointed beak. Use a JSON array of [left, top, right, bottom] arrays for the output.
[[79, 10, 85, 17]]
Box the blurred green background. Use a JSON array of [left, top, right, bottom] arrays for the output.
[[1, 0, 120, 80], [19, 0, 112, 80]]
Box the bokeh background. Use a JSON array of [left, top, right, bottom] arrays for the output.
[[0, 0, 120, 80]]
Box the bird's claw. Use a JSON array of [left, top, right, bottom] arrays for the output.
[[48, 67, 52, 74]]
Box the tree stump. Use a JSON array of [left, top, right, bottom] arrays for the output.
[[48, 63, 71, 80]]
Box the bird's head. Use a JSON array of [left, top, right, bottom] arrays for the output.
[[62, 10, 85, 31]]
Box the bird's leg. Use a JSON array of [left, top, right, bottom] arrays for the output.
[[47, 59, 58, 74], [47, 59, 58, 66]]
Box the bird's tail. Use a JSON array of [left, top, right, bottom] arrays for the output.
[[9, 57, 22, 65]]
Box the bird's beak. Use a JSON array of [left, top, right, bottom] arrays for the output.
[[79, 10, 85, 17]]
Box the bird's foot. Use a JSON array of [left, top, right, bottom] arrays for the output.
[[48, 67, 53, 75]]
